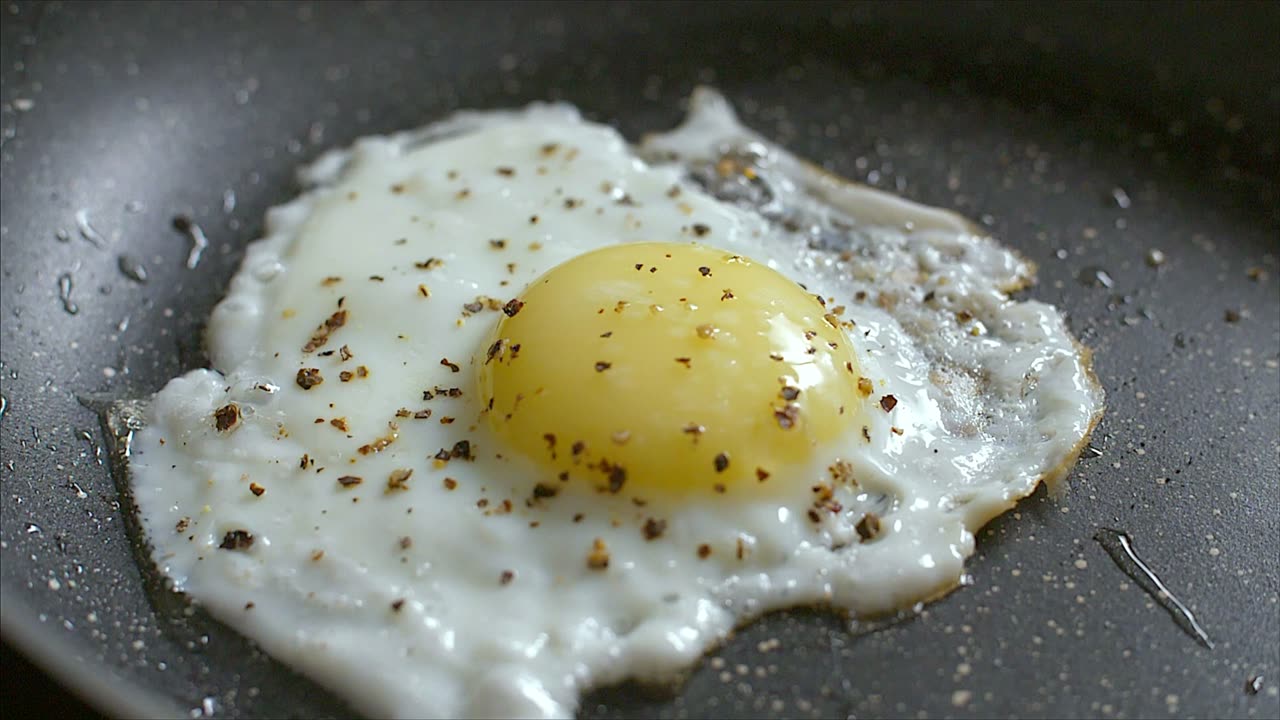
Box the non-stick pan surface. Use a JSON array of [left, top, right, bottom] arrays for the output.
[[2, 2, 1277, 718]]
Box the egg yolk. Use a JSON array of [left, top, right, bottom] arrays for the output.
[[478, 241, 864, 500]]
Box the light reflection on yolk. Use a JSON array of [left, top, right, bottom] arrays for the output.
[[478, 241, 864, 500]]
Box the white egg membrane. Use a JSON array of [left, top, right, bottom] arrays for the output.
[[129, 88, 1102, 718]]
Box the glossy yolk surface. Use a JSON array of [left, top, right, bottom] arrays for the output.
[[477, 242, 864, 500]]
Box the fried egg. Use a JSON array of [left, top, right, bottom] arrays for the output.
[[128, 88, 1103, 718]]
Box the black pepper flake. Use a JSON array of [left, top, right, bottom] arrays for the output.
[[773, 404, 800, 429], [415, 258, 444, 270], [249, 482, 265, 497], [391, 598, 406, 612], [674, 357, 692, 368], [302, 310, 348, 353], [756, 467, 770, 482], [219, 530, 254, 551], [698, 266, 712, 277], [339, 370, 354, 382], [296, 368, 324, 390], [1224, 308, 1242, 323], [499, 570, 515, 585], [587, 538, 610, 570], [862, 426, 871, 442], [540, 142, 560, 156], [440, 358, 461, 373], [214, 403, 240, 432], [463, 300, 484, 314], [563, 197, 582, 209], [368, 275, 385, 282], [175, 517, 191, 533], [443, 477, 457, 490], [697, 544, 712, 559], [434, 448, 452, 461], [532, 483, 559, 500], [713, 452, 730, 473], [607, 466, 627, 493], [485, 338, 507, 364], [691, 223, 710, 237], [529, 215, 540, 224], [386, 468, 413, 492], [502, 298, 524, 317], [721, 289, 735, 301], [807, 509, 822, 523], [594, 361, 612, 372], [713, 483, 726, 494], [856, 513, 882, 542], [358, 424, 399, 455], [321, 276, 343, 286], [337, 475, 362, 488], [879, 395, 898, 412], [780, 386, 801, 401], [572, 441, 586, 456], [496, 166, 515, 177], [414, 409, 432, 420], [339, 345, 353, 362], [451, 440, 474, 461], [299, 453, 311, 469], [642, 518, 667, 540]]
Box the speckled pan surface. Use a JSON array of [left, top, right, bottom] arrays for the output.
[[1, 2, 1276, 718]]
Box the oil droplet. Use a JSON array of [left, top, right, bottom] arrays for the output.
[[1110, 187, 1132, 209], [117, 255, 149, 284], [57, 273, 79, 315], [75, 209, 106, 248], [25, 523, 41, 534], [1094, 528, 1213, 649], [172, 215, 210, 269], [222, 189, 237, 214], [0, 394, 6, 422], [1077, 266, 1114, 289], [1245, 675, 1263, 695]]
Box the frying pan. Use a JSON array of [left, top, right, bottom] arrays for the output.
[[2, 1, 1277, 718]]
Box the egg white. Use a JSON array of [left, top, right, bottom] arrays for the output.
[[129, 88, 1102, 719]]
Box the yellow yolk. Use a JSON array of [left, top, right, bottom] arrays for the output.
[[477, 242, 864, 500]]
